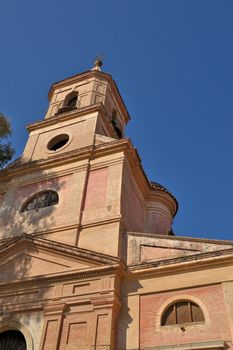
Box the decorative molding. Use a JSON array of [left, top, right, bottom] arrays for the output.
[[0, 266, 120, 291], [128, 247, 233, 277], [127, 231, 233, 246], [0, 234, 120, 265], [0, 138, 130, 181], [81, 216, 122, 229], [43, 302, 69, 316], [27, 104, 101, 132], [141, 340, 227, 350]]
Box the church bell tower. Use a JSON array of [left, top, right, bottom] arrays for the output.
[[0, 61, 232, 350], [0, 60, 177, 258], [0, 62, 177, 350]]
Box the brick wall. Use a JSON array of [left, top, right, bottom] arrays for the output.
[[140, 284, 232, 348]]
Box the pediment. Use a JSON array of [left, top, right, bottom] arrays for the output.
[[140, 244, 198, 262], [127, 232, 233, 264], [0, 234, 119, 282]]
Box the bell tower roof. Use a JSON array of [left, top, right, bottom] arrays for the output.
[[47, 67, 130, 125]]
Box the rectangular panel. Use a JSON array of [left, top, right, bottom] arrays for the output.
[[73, 283, 90, 295], [96, 314, 109, 346], [84, 168, 108, 210], [42, 320, 58, 350], [66, 322, 87, 348]]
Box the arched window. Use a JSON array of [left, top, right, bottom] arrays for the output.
[[56, 92, 79, 115], [111, 109, 122, 139], [161, 301, 204, 326], [0, 330, 26, 350], [21, 190, 59, 212], [66, 94, 78, 108]]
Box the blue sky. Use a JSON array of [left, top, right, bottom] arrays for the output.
[[0, 0, 232, 240]]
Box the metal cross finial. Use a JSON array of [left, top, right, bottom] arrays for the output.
[[91, 55, 105, 71]]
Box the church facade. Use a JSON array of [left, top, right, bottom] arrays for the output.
[[0, 61, 232, 350]]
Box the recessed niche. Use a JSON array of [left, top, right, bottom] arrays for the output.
[[47, 134, 69, 151]]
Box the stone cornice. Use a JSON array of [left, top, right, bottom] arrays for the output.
[[0, 234, 232, 296], [0, 235, 129, 291], [0, 234, 120, 265], [142, 340, 227, 350], [127, 231, 233, 246], [1, 142, 178, 222], [1, 132, 178, 216], [27, 103, 102, 132], [0, 265, 121, 291], [81, 216, 122, 229], [43, 302, 69, 315], [1, 164, 89, 191], [0, 139, 129, 181], [128, 247, 233, 278], [31, 223, 80, 236]]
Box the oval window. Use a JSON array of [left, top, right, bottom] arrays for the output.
[[47, 134, 69, 151]]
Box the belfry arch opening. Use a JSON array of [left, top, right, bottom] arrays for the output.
[[55, 91, 79, 115], [0, 330, 26, 349]]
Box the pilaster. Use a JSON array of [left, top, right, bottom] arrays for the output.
[[39, 302, 69, 350]]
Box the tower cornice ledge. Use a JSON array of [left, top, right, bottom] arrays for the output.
[[27, 103, 109, 132], [0, 139, 129, 179], [1, 136, 178, 216]]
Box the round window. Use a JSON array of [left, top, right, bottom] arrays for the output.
[[47, 134, 69, 151]]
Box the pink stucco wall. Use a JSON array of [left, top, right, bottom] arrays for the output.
[[15, 177, 66, 205], [1, 174, 83, 243], [83, 168, 108, 210], [121, 171, 144, 232], [145, 209, 171, 235]]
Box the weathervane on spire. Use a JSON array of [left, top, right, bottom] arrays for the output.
[[91, 55, 105, 71]]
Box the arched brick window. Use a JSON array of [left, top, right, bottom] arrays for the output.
[[21, 190, 59, 212], [161, 301, 204, 326]]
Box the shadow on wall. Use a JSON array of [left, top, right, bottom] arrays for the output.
[[116, 279, 143, 350], [0, 158, 65, 334]]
